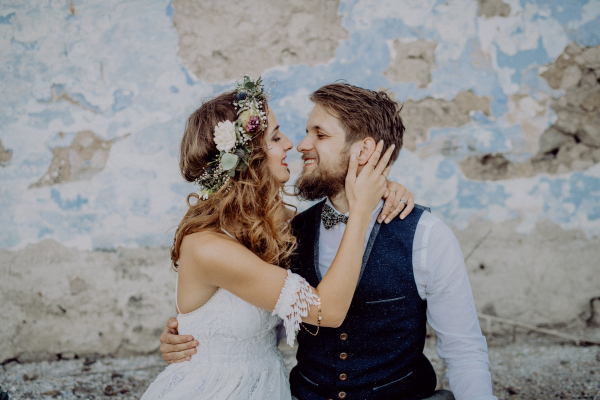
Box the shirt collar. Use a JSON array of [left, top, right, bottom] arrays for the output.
[[325, 197, 384, 217]]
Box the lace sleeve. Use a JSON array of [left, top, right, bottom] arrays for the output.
[[272, 270, 320, 347]]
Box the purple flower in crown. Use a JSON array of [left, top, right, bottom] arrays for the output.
[[245, 115, 262, 134]]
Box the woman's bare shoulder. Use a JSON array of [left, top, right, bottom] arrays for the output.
[[180, 230, 241, 263]]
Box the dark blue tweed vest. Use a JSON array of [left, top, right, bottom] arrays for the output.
[[289, 200, 437, 400]]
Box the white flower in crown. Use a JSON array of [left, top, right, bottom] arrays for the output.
[[214, 120, 236, 153]]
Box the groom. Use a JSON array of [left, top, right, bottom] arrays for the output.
[[159, 84, 497, 400]]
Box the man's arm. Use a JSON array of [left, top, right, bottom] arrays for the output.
[[159, 317, 198, 364], [417, 214, 497, 400]]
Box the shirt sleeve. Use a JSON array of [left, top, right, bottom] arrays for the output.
[[420, 216, 497, 400]]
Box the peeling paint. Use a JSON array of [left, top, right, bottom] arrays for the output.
[[401, 91, 491, 152], [41, 84, 100, 114], [0, 138, 12, 167], [460, 43, 600, 181], [385, 39, 437, 88], [30, 131, 115, 188], [173, 0, 348, 82], [477, 0, 511, 18]]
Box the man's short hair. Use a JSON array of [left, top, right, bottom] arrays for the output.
[[309, 83, 404, 163]]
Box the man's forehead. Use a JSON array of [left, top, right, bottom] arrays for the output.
[[306, 104, 343, 134]]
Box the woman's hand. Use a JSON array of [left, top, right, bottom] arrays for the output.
[[345, 140, 394, 217], [377, 182, 415, 223]]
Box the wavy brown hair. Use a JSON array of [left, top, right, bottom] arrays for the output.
[[170, 90, 296, 270]]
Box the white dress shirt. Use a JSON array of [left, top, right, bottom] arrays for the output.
[[318, 198, 497, 400]]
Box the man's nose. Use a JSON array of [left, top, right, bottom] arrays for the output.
[[297, 135, 312, 153]]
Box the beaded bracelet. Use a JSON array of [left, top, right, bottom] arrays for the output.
[[301, 288, 322, 336]]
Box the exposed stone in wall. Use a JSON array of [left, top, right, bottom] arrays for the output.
[[385, 39, 437, 88], [460, 43, 600, 181], [477, 0, 511, 18], [0, 240, 174, 363], [30, 131, 114, 188], [0, 138, 12, 167], [172, 0, 348, 82], [401, 91, 492, 152], [457, 218, 600, 325]]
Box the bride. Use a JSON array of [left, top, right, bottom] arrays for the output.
[[141, 77, 407, 399]]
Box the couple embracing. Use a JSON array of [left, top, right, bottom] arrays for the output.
[[142, 78, 497, 400]]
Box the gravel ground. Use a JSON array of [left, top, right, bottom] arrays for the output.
[[1, 329, 598, 399]]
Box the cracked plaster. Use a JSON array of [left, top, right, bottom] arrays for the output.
[[30, 131, 115, 188], [460, 43, 600, 181], [172, 0, 348, 82]]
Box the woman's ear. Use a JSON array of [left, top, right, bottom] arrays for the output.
[[356, 138, 377, 166]]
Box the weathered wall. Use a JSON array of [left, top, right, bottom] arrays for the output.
[[1, 0, 599, 362]]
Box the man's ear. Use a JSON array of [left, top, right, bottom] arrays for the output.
[[356, 138, 377, 166]]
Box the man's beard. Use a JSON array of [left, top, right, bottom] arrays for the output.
[[295, 151, 348, 201]]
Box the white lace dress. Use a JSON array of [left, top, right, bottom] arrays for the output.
[[141, 232, 318, 400]]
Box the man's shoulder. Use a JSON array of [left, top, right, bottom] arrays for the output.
[[415, 211, 460, 248]]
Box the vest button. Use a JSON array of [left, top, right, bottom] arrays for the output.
[[339, 352, 348, 360], [338, 392, 347, 399], [339, 373, 348, 381], [340, 333, 348, 341]]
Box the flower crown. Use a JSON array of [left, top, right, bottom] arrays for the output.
[[194, 76, 269, 200]]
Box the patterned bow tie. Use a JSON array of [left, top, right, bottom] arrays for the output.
[[321, 203, 349, 229]]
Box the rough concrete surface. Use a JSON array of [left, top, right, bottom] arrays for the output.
[[456, 218, 600, 326], [0, 240, 175, 363], [30, 131, 116, 188], [385, 39, 437, 88], [460, 43, 600, 181], [172, 0, 348, 82]]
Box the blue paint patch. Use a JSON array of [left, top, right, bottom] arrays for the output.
[[435, 159, 456, 179], [11, 38, 40, 52], [133, 120, 182, 155], [496, 38, 550, 85], [38, 226, 54, 239], [131, 197, 150, 217], [521, 0, 584, 28], [50, 188, 89, 211], [166, 1, 174, 17], [181, 66, 195, 86], [565, 173, 600, 208], [170, 86, 179, 93], [0, 12, 16, 24], [112, 89, 134, 112], [170, 182, 194, 197], [28, 109, 75, 129], [456, 179, 510, 209], [566, 16, 600, 48]]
